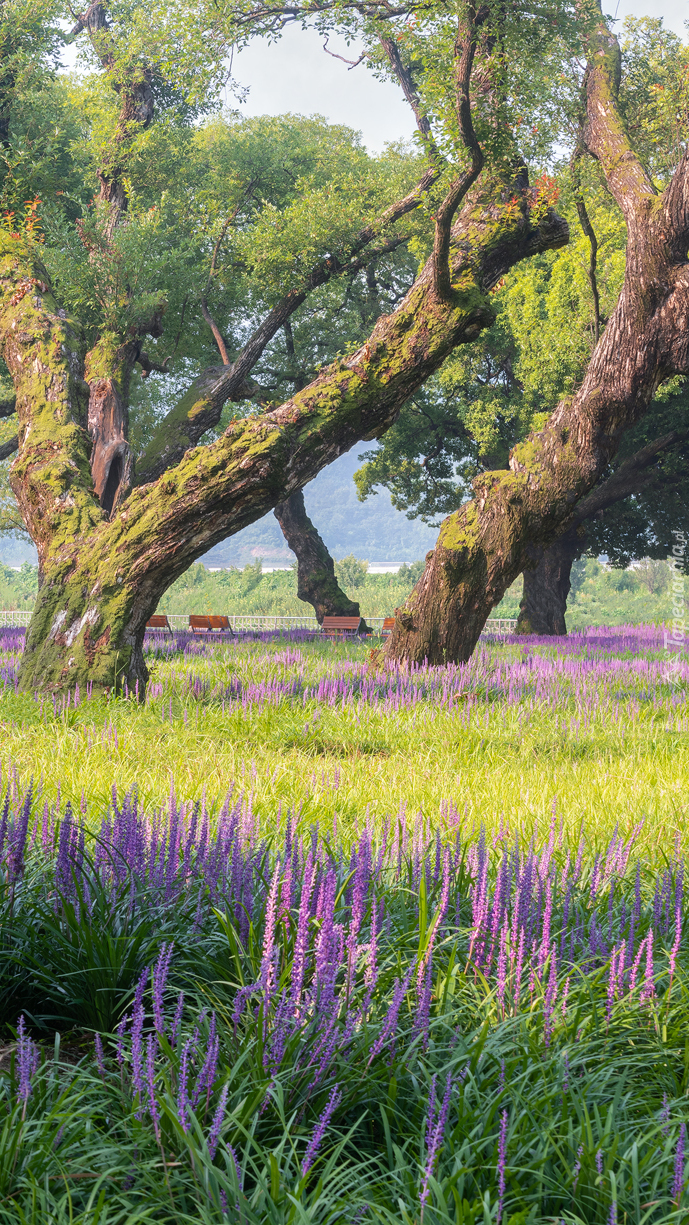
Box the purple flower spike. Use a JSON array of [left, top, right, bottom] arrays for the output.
[[146, 1033, 161, 1141], [207, 1082, 230, 1160], [302, 1084, 342, 1175], [131, 1005, 145, 1115], [94, 1033, 106, 1076], [673, 1122, 686, 1206], [497, 1108, 508, 1224], [420, 1073, 453, 1208], [177, 1039, 191, 1133], [16, 1015, 39, 1104], [152, 943, 174, 1035]]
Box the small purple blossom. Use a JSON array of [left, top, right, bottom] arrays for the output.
[[16, 1015, 39, 1104], [420, 1074, 452, 1209], [497, 1108, 508, 1224], [302, 1084, 342, 1176], [207, 1082, 230, 1160], [673, 1122, 686, 1206], [94, 1032, 106, 1076]]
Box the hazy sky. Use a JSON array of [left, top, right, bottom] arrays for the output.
[[231, 1, 687, 153]]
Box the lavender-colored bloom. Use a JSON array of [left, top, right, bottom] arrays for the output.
[[207, 1082, 230, 1160], [192, 1014, 219, 1109], [291, 856, 316, 1014], [133, 965, 149, 1014], [513, 927, 525, 1012], [94, 1033, 106, 1076], [673, 1122, 686, 1205], [302, 1084, 342, 1175], [596, 1148, 603, 1175], [131, 1005, 145, 1115], [496, 922, 508, 1016], [420, 1074, 452, 1208], [497, 1108, 508, 1224], [367, 962, 415, 1065], [260, 862, 282, 1000], [146, 1033, 161, 1142], [16, 1015, 39, 1104], [152, 942, 174, 1035], [641, 930, 655, 1005], [177, 1039, 192, 1133]]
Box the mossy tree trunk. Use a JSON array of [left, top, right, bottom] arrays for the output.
[[274, 490, 368, 628], [385, 10, 689, 666], [0, 179, 567, 694]]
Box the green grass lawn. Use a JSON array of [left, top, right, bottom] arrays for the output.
[[0, 626, 684, 855]]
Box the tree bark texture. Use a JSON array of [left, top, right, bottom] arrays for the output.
[[514, 426, 689, 636], [85, 334, 135, 516], [0, 177, 567, 694], [515, 528, 581, 636], [384, 11, 689, 666], [273, 490, 367, 627]]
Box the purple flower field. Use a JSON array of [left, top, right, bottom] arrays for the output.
[[0, 623, 687, 1221]]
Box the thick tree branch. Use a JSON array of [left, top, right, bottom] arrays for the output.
[[0, 394, 16, 418], [0, 434, 17, 461], [431, 7, 487, 301], [572, 428, 689, 523], [135, 234, 409, 485], [582, 3, 656, 221]]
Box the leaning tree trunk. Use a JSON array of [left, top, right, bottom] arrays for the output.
[[273, 490, 369, 629], [515, 528, 581, 636], [385, 10, 689, 666], [0, 171, 566, 694]]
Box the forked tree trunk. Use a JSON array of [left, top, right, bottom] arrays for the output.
[[385, 15, 689, 666], [1, 171, 567, 693], [515, 529, 581, 636], [273, 490, 369, 628]]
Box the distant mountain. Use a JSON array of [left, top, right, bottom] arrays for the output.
[[202, 445, 440, 567], [0, 446, 441, 570]]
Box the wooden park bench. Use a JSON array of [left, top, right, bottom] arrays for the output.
[[146, 614, 172, 634], [322, 615, 362, 637], [189, 614, 233, 635], [381, 617, 395, 636]]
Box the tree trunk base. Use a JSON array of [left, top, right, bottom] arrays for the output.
[[274, 490, 370, 631], [516, 529, 580, 636]]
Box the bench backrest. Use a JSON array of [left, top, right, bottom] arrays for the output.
[[382, 616, 395, 634], [147, 615, 170, 630], [322, 615, 361, 633], [189, 614, 212, 631], [189, 614, 231, 632]]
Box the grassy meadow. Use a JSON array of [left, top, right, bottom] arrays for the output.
[[0, 623, 688, 1223]]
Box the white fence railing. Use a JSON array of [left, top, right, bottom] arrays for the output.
[[149, 614, 519, 635], [0, 610, 31, 626], [0, 611, 518, 634]]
